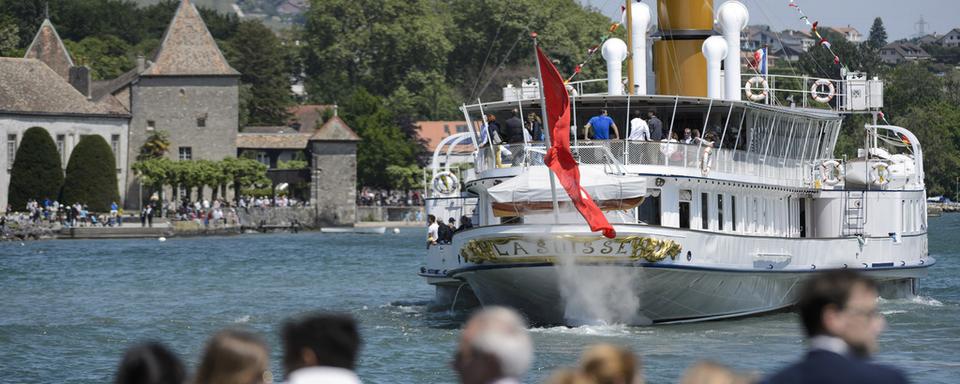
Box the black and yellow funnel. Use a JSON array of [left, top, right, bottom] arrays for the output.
[[654, 0, 713, 97]]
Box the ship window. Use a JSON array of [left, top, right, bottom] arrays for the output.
[[731, 196, 737, 232], [717, 195, 724, 231], [701, 192, 709, 230], [638, 193, 661, 226], [679, 202, 691, 229], [787, 196, 792, 236], [799, 198, 807, 238]]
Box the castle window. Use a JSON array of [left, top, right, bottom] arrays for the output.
[[111, 135, 121, 173], [6, 134, 16, 169], [197, 117, 206, 128], [56, 134, 66, 162], [178, 147, 192, 161], [147, 120, 156, 131]]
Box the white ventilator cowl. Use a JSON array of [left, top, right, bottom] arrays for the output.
[[702, 36, 729, 99], [602, 38, 629, 96], [629, 1, 651, 95], [717, 1, 749, 101]]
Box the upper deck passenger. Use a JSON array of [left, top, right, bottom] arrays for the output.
[[504, 109, 525, 144], [584, 109, 619, 140], [628, 110, 650, 141]]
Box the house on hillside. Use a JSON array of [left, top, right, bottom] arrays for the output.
[[880, 42, 931, 65], [937, 28, 960, 48], [828, 25, 862, 43]]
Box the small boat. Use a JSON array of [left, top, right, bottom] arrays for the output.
[[320, 226, 387, 234]]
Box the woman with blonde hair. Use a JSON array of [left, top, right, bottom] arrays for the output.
[[577, 343, 642, 384], [193, 329, 272, 384]]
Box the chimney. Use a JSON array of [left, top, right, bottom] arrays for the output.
[[136, 55, 145, 73], [69, 66, 91, 98]]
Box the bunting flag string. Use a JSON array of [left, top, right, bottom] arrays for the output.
[[788, 0, 843, 67], [564, 7, 628, 83]]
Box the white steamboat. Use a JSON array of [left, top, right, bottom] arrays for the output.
[[419, 0, 932, 325]]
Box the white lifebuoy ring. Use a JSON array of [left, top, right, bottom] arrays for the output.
[[744, 76, 769, 101], [870, 163, 891, 187], [431, 171, 459, 195], [819, 160, 842, 186], [810, 79, 835, 103]]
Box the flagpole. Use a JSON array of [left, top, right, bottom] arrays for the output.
[[533, 33, 561, 223]]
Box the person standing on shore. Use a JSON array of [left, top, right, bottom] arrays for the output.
[[765, 270, 907, 384]]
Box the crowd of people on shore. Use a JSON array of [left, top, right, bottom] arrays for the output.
[[109, 270, 907, 384], [3, 198, 124, 227], [357, 188, 423, 207]]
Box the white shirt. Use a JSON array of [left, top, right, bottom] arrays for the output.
[[288, 367, 361, 384], [628, 117, 649, 141], [428, 222, 439, 242], [809, 335, 851, 356]]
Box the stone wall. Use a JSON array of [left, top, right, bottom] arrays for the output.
[[357, 206, 424, 222], [311, 141, 357, 225], [237, 207, 318, 228], [124, 76, 239, 209]]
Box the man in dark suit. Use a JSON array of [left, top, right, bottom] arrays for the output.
[[765, 270, 908, 384]]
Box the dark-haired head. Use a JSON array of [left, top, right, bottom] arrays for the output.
[[798, 270, 883, 356], [282, 312, 361, 376], [114, 342, 186, 384]]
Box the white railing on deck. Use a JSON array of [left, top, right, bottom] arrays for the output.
[[476, 140, 814, 187]]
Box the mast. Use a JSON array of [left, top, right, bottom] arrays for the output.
[[532, 33, 561, 222], [625, 0, 634, 95]]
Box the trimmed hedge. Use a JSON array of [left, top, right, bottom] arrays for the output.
[[7, 127, 63, 210], [61, 135, 119, 212]]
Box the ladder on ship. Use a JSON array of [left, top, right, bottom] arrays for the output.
[[842, 191, 866, 236]]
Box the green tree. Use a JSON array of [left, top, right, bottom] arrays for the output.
[[278, 159, 308, 169], [0, 14, 19, 56], [64, 35, 134, 80], [302, 0, 454, 102], [867, 17, 887, 50], [341, 88, 421, 188], [60, 135, 119, 212], [220, 157, 269, 202], [892, 102, 960, 196], [131, 157, 173, 207], [385, 164, 424, 191], [224, 20, 292, 126], [7, 127, 63, 210], [883, 62, 943, 117]]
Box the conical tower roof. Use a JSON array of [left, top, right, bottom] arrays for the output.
[[142, 0, 239, 76], [24, 19, 74, 81]]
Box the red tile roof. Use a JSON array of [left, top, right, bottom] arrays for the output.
[[142, 0, 239, 76], [23, 19, 73, 81]]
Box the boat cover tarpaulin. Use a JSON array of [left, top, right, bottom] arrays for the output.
[[487, 167, 646, 204]]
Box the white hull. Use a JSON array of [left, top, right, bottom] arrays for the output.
[[456, 262, 920, 325], [429, 223, 932, 325]]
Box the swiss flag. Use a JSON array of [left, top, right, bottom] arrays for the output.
[[536, 45, 616, 239]]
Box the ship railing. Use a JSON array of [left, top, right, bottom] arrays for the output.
[[561, 74, 879, 113], [476, 140, 815, 186]]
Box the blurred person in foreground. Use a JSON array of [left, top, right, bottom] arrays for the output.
[[765, 270, 907, 384], [114, 342, 186, 384], [454, 306, 533, 384], [680, 361, 755, 384], [282, 312, 362, 384], [578, 343, 643, 384], [193, 329, 271, 384]]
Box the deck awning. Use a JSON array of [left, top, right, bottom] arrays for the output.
[[487, 167, 646, 216]]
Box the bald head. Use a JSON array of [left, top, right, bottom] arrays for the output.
[[454, 307, 533, 384]]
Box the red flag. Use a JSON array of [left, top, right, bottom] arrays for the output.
[[536, 45, 616, 239]]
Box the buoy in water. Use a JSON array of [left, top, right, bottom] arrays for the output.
[[392, 228, 400, 234], [158, 237, 167, 242]]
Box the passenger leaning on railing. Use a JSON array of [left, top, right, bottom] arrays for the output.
[[627, 110, 649, 141], [583, 109, 620, 140]]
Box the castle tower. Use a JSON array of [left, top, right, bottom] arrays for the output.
[[125, 0, 240, 204]]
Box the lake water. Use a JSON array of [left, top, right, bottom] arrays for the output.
[[1, 216, 958, 383]]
